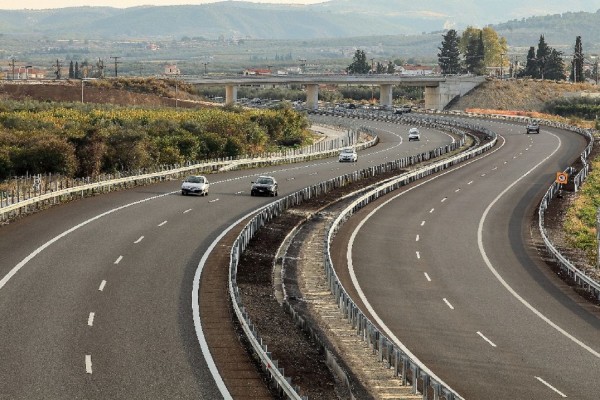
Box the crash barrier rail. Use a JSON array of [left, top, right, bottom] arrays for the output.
[[537, 128, 600, 300], [229, 116, 495, 399], [0, 126, 373, 222]]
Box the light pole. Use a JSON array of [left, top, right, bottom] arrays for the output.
[[25, 65, 32, 80], [500, 53, 505, 79]]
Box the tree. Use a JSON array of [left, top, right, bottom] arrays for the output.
[[536, 35, 551, 79], [438, 29, 461, 75], [375, 62, 385, 74], [521, 47, 538, 77], [464, 31, 485, 75], [482, 26, 508, 73], [69, 61, 74, 79], [74, 61, 80, 79], [347, 50, 370, 74], [386, 61, 395, 74], [571, 36, 584, 83], [546, 49, 566, 81]]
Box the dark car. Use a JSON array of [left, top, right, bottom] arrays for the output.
[[251, 176, 278, 197]]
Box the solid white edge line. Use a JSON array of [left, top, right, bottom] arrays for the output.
[[535, 376, 567, 398], [114, 255, 123, 265], [85, 355, 92, 374], [88, 312, 95, 327], [346, 135, 506, 398], [476, 331, 497, 347], [477, 131, 600, 359]]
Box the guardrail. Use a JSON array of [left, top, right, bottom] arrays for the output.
[[0, 126, 369, 223], [536, 126, 600, 300], [228, 116, 495, 399]]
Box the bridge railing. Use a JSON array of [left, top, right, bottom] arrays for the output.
[[228, 116, 496, 399]]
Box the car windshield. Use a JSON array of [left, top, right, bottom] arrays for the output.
[[186, 176, 204, 183], [341, 149, 354, 154], [256, 177, 273, 184]]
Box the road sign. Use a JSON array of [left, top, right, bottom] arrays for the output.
[[556, 172, 568, 184]]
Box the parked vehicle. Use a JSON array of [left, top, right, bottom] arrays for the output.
[[338, 148, 358, 162], [408, 127, 421, 141], [181, 175, 210, 196], [251, 176, 278, 196]]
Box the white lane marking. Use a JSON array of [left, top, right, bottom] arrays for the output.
[[441, 197, 447, 202], [455, 188, 460, 192], [114, 255, 123, 265], [134, 236, 144, 243], [416, 251, 421, 259], [415, 234, 420, 242], [235, 191, 244, 195], [504, 161, 508, 164], [88, 312, 95, 327], [183, 208, 192, 213], [535, 377, 567, 398], [478, 131, 600, 359], [98, 280, 106, 291], [492, 166, 498, 170], [477, 331, 497, 347], [481, 173, 486, 177], [468, 180, 473, 185], [344, 135, 506, 397], [309, 172, 318, 175], [443, 298, 455, 310], [429, 208, 435, 213], [209, 199, 220, 203], [158, 221, 168, 227], [421, 221, 426, 226], [85, 355, 93, 374], [424, 272, 431, 282]]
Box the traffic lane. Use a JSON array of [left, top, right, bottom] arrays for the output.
[[342, 127, 599, 399], [0, 120, 455, 397]]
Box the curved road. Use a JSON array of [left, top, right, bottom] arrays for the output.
[[0, 118, 451, 398], [336, 119, 600, 399]]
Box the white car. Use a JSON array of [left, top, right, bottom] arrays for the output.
[[338, 148, 358, 162], [181, 175, 210, 196], [408, 127, 421, 141]]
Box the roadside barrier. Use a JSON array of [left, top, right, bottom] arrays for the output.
[[229, 116, 494, 399]]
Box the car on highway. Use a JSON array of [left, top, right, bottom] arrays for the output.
[[251, 175, 278, 196], [408, 127, 421, 141], [338, 148, 358, 162], [181, 175, 210, 196], [526, 120, 540, 134]]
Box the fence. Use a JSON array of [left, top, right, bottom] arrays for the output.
[[228, 115, 495, 399]]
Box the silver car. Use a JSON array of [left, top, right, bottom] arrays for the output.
[[181, 175, 210, 196]]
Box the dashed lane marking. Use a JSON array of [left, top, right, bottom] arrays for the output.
[[477, 331, 497, 347]]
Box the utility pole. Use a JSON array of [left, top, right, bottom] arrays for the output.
[[370, 58, 374, 74], [54, 59, 62, 80], [202, 62, 209, 75], [97, 58, 105, 78], [110, 56, 121, 77], [9, 58, 16, 80]]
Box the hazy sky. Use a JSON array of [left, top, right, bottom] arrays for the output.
[[0, 0, 326, 10]]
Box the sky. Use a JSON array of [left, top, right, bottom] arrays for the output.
[[0, 0, 326, 9]]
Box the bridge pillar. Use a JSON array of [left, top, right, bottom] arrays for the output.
[[306, 84, 319, 110], [379, 84, 393, 108], [424, 76, 485, 110], [225, 85, 238, 105]]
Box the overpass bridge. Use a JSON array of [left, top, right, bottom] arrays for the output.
[[181, 74, 486, 110]]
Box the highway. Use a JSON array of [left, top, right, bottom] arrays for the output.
[[0, 117, 451, 399], [332, 119, 600, 399]]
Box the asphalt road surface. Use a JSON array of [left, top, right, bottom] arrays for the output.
[[337, 119, 599, 399], [0, 118, 452, 399]]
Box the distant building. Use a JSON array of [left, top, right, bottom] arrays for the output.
[[397, 64, 435, 76], [164, 64, 180, 75], [147, 43, 160, 51], [5, 66, 47, 79], [243, 68, 272, 76]]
